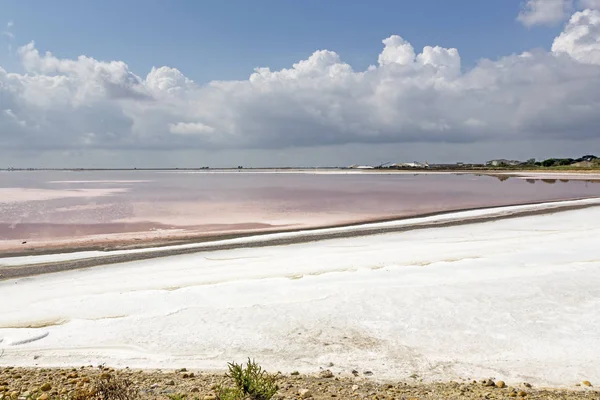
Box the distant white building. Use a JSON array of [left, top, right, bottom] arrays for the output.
[[391, 161, 429, 168], [348, 164, 375, 169], [486, 159, 521, 167]]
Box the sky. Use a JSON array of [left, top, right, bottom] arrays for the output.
[[1, 0, 600, 168]]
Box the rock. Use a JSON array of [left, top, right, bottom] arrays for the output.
[[9, 391, 18, 399], [299, 388, 312, 399], [0, 386, 5, 392], [191, 387, 199, 393], [189, 373, 195, 378], [351, 385, 359, 392], [518, 391, 527, 397], [37, 394, 49, 400], [364, 371, 373, 376], [327, 362, 334, 367], [582, 380, 592, 387], [39, 383, 52, 392], [150, 384, 159, 389], [291, 371, 300, 376], [496, 381, 506, 388], [166, 380, 175, 386], [179, 368, 187, 372], [203, 395, 216, 400], [482, 379, 495, 387], [320, 370, 334, 379], [182, 373, 189, 379], [522, 382, 532, 388], [351, 370, 359, 377]]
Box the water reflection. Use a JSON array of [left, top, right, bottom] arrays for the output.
[[2, 171, 600, 249]]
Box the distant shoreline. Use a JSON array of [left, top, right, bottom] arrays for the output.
[[2, 167, 600, 172], [2, 197, 599, 281]]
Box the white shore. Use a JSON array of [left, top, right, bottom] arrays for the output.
[[1, 202, 600, 387]]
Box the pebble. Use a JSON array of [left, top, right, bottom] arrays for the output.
[[39, 383, 52, 392], [37, 394, 48, 400], [320, 370, 334, 379], [203, 395, 216, 400], [166, 380, 175, 386], [351, 385, 359, 392], [518, 390, 527, 397], [299, 388, 312, 399], [496, 381, 506, 388], [291, 371, 300, 376], [523, 382, 532, 388], [482, 379, 495, 387], [582, 380, 592, 387]]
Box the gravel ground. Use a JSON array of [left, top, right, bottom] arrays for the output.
[[0, 366, 598, 400]]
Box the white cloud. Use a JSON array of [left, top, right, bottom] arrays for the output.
[[1, 15, 600, 161], [169, 122, 215, 135], [552, 9, 600, 64], [517, 0, 573, 26], [2, 20, 15, 40]]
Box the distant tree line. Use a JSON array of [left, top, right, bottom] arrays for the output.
[[525, 154, 598, 168]]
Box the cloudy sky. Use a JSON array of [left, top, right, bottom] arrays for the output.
[[1, 0, 600, 168]]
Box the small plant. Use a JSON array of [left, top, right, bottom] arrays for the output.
[[216, 359, 278, 400], [92, 374, 139, 400], [167, 395, 187, 400]]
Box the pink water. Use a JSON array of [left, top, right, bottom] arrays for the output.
[[1, 170, 600, 252]]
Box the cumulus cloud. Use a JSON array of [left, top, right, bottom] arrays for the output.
[[169, 122, 215, 135], [552, 9, 600, 64], [1, 13, 600, 158], [517, 0, 573, 26]]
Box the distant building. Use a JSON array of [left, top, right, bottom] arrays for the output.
[[486, 159, 521, 167], [391, 161, 429, 168], [348, 164, 375, 169]]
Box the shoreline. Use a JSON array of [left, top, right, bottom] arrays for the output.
[[2, 197, 600, 281], [3, 169, 600, 258]]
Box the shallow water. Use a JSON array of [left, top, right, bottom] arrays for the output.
[[1, 170, 600, 246]]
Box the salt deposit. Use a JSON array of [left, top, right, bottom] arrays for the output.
[[1, 202, 600, 386]]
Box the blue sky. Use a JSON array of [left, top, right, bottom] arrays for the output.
[[1, 0, 600, 167], [2, 0, 562, 82]]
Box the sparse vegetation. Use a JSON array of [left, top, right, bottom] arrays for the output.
[[65, 374, 139, 400], [0, 365, 598, 400], [216, 359, 278, 400]]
